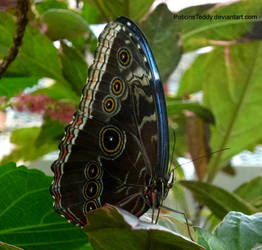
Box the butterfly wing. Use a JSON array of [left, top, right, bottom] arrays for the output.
[[50, 17, 169, 225]]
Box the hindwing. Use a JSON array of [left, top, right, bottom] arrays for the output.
[[50, 17, 169, 225]]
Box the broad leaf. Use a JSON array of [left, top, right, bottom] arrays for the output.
[[180, 181, 257, 219], [33, 81, 80, 104], [178, 53, 209, 96], [35, 118, 65, 148], [234, 176, 262, 210], [141, 4, 182, 82], [60, 42, 89, 95], [35, 0, 68, 15], [1, 127, 58, 164], [0, 12, 66, 83], [0, 162, 89, 249], [41, 9, 91, 40], [0, 241, 22, 250], [203, 41, 262, 181], [185, 115, 210, 181], [88, 0, 154, 22], [214, 211, 262, 250], [0, 77, 39, 99], [166, 99, 215, 124], [84, 205, 203, 250], [194, 227, 227, 250], [179, 0, 262, 51], [81, 2, 100, 24]]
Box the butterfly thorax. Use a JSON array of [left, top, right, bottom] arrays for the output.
[[143, 171, 173, 209]]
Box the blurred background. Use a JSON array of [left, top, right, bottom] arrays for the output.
[[0, 0, 261, 234]]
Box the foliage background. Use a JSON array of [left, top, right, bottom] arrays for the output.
[[0, 0, 262, 249]]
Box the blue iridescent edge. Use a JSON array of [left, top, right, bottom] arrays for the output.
[[116, 16, 169, 176]]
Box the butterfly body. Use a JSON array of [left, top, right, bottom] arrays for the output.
[[51, 17, 170, 226]]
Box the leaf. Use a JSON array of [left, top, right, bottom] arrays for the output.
[[204, 41, 262, 181], [41, 9, 91, 40], [69, 24, 98, 55], [157, 213, 195, 241], [33, 81, 79, 104], [60, 42, 89, 95], [84, 205, 203, 250], [185, 115, 210, 181], [35, 118, 64, 147], [234, 176, 262, 210], [78, 243, 93, 250], [81, 2, 100, 24], [0, 16, 14, 58], [0, 127, 58, 164], [214, 211, 262, 250], [180, 180, 257, 219], [194, 227, 227, 250], [141, 4, 182, 82], [0, 162, 88, 249], [0, 12, 65, 83], [35, 0, 68, 15], [172, 125, 188, 157], [0, 77, 39, 99], [179, 0, 262, 51], [88, 0, 154, 22], [178, 53, 209, 96], [166, 99, 215, 124], [221, 162, 236, 176], [0, 241, 22, 250]]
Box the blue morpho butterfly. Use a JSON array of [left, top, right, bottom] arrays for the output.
[[50, 16, 174, 226]]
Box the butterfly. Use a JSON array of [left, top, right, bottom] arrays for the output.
[[50, 16, 173, 226]]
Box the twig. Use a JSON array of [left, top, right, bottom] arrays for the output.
[[0, 0, 30, 79]]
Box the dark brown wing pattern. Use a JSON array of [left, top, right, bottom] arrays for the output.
[[50, 17, 167, 226]]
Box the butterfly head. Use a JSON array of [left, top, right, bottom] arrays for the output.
[[143, 170, 174, 212]]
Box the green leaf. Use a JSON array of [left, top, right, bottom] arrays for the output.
[[0, 14, 14, 57], [81, 2, 100, 24], [0, 162, 88, 249], [77, 243, 93, 250], [172, 125, 188, 157], [204, 41, 262, 181], [0, 77, 39, 99], [35, 0, 68, 15], [180, 180, 257, 219], [84, 205, 203, 250], [0, 127, 58, 164], [179, 0, 262, 51], [141, 4, 182, 82], [33, 81, 80, 104], [88, 0, 154, 22], [166, 100, 215, 124], [157, 213, 195, 241], [35, 118, 64, 147], [41, 9, 90, 40], [60, 42, 89, 95], [178, 53, 209, 96], [194, 227, 227, 250], [0, 241, 22, 250], [0, 12, 65, 83], [214, 211, 262, 250], [234, 176, 262, 210]]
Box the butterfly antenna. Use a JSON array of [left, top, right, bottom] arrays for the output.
[[173, 147, 230, 171], [161, 204, 194, 241]]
